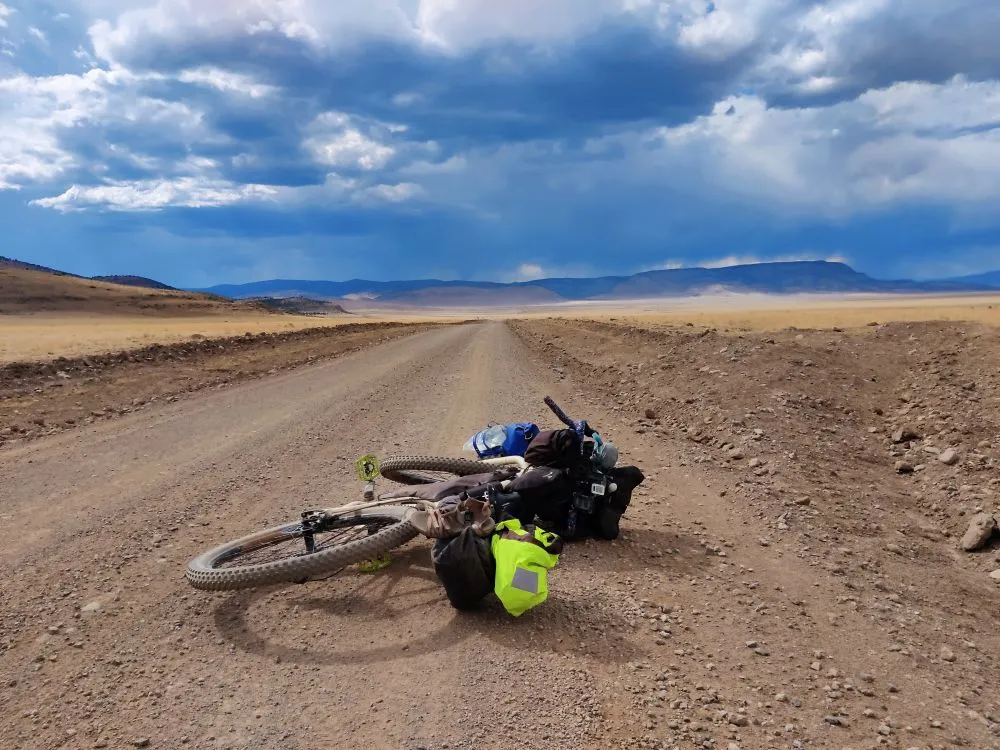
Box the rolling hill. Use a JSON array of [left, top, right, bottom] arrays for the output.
[[91, 275, 177, 291], [198, 261, 998, 306], [0, 257, 267, 316]]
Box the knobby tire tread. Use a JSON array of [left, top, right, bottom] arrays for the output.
[[186, 506, 417, 591], [379, 455, 493, 485]]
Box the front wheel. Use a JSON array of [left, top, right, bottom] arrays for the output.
[[185, 506, 417, 591], [379, 455, 494, 485]]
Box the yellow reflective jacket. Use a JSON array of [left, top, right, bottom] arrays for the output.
[[491, 519, 562, 617]]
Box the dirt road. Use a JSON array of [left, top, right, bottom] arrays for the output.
[[1, 322, 997, 750]]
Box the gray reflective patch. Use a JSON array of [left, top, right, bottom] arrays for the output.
[[511, 567, 540, 594]]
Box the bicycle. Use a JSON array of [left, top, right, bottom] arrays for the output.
[[184, 397, 608, 591], [184, 454, 525, 591]]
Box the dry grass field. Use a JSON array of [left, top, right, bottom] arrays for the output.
[[0, 262, 453, 362], [5, 254, 999, 363], [0, 313, 347, 363], [515, 293, 1000, 330]]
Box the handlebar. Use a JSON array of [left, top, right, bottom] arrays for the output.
[[543, 396, 575, 429], [544, 396, 598, 441]]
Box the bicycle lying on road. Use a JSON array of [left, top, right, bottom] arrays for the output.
[[185, 397, 624, 591]]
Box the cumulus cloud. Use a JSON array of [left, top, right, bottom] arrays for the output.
[[85, 0, 421, 66], [356, 182, 424, 204], [631, 76, 1000, 213], [176, 67, 275, 98], [2, 0, 1000, 284], [513, 262, 545, 281], [32, 177, 279, 212], [304, 112, 399, 171]]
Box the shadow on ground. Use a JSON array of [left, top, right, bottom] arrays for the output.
[[213, 542, 648, 668]]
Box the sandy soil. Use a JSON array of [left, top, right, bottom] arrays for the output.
[[1, 320, 998, 750]]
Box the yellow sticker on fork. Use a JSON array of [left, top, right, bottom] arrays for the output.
[[355, 454, 380, 482]]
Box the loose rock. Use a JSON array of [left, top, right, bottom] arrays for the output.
[[938, 448, 960, 466], [959, 513, 997, 552]]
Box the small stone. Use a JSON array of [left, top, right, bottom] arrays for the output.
[[132, 739, 150, 748], [989, 569, 1000, 581], [938, 448, 960, 466], [81, 601, 103, 613], [892, 426, 920, 443], [940, 646, 956, 662], [728, 714, 749, 727], [748, 457, 762, 469], [894, 461, 914, 474], [960, 513, 997, 551], [824, 715, 846, 726]]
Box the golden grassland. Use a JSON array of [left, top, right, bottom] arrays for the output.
[[509, 293, 1000, 331], [0, 312, 442, 364], [3, 293, 999, 363]]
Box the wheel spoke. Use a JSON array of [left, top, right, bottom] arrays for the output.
[[216, 518, 396, 569]]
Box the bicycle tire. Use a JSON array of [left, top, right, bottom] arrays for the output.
[[185, 506, 417, 591], [379, 455, 494, 485]]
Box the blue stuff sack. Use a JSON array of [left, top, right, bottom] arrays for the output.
[[464, 422, 540, 459]]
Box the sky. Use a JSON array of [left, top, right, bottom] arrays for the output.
[[1, 1, 999, 287]]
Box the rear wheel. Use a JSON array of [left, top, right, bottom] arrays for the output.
[[185, 506, 417, 591], [379, 455, 494, 485]]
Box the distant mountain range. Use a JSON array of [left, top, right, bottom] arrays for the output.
[[947, 270, 1000, 288], [196, 261, 1000, 307]]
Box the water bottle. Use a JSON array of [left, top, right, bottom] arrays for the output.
[[463, 424, 507, 456]]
